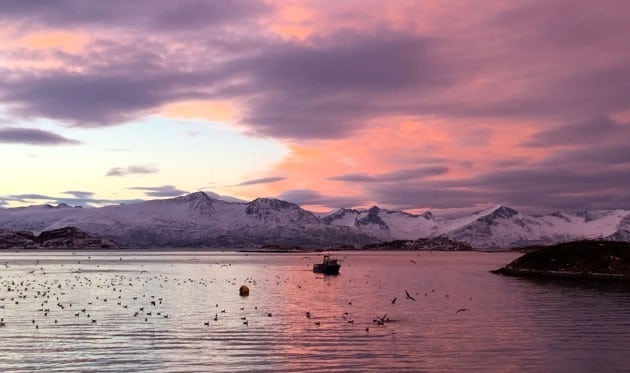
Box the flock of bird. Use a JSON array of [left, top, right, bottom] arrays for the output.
[[0, 254, 472, 336]]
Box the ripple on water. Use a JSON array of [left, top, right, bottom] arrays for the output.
[[1, 251, 630, 372]]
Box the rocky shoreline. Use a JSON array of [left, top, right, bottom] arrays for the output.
[[0, 227, 119, 250], [492, 240, 630, 282]]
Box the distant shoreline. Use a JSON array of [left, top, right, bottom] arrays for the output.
[[0, 247, 506, 253]]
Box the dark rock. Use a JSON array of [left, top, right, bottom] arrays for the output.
[[36, 227, 90, 243], [321, 208, 359, 225], [356, 206, 389, 230], [0, 229, 37, 249], [0, 227, 119, 250], [492, 240, 630, 281]]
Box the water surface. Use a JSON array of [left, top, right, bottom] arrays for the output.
[[1, 250, 629, 372]]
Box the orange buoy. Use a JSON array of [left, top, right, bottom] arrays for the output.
[[239, 285, 250, 296]]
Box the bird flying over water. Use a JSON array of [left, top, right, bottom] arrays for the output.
[[391, 297, 397, 305], [456, 308, 468, 314], [405, 290, 416, 301]]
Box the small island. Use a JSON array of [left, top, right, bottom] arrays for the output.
[[0, 227, 119, 250], [492, 240, 630, 281]]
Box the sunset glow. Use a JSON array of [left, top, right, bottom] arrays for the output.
[[1, 1, 628, 213]]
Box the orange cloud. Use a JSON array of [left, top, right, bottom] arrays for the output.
[[19, 30, 88, 53], [0, 28, 89, 70], [264, 0, 438, 40], [265, 1, 314, 39], [234, 115, 548, 211], [160, 100, 239, 123]]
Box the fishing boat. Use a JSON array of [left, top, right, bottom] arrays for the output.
[[313, 255, 340, 275]]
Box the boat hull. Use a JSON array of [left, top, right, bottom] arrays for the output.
[[313, 263, 341, 275]]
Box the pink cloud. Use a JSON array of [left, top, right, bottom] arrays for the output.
[[1, 1, 629, 211]]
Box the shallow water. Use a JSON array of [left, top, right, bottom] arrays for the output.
[[1, 250, 629, 372]]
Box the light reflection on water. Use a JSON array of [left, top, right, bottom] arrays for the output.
[[0, 250, 629, 372]]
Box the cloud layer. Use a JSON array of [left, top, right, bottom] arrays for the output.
[[1, 0, 629, 211], [127, 185, 187, 197], [0, 127, 80, 145], [106, 165, 159, 177], [237, 176, 286, 186]]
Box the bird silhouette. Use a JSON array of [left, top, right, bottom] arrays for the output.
[[455, 308, 468, 314], [391, 297, 397, 305], [374, 314, 388, 325], [405, 290, 416, 301]]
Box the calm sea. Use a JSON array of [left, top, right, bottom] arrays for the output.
[[0, 250, 629, 372]]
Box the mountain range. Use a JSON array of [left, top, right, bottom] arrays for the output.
[[0, 191, 628, 249]]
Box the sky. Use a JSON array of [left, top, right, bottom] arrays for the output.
[[1, 0, 629, 213]]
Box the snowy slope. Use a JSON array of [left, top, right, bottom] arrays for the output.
[[445, 207, 629, 248], [604, 213, 630, 241], [322, 205, 630, 249], [1, 193, 629, 249], [0, 192, 373, 248], [323, 206, 437, 240]]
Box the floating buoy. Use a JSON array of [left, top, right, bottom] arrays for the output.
[[239, 285, 250, 296]]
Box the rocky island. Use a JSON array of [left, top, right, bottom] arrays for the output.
[[0, 227, 120, 250], [492, 240, 630, 281]]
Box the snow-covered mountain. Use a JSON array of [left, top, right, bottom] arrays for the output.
[[322, 206, 437, 240], [1, 192, 629, 249], [0, 192, 373, 248], [323, 205, 630, 249]]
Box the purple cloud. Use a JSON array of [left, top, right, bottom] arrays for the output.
[[6, 193, 55, 203], [521, 117, 624, 148], [231, 32, 450, 139], [127, 185, 187, 197], [2, 193, 141, 206], [278, 189, 366, 209], [0, 68, 213, 126], [0, 30, 448, 135], [367, 154, 630, 212], [0, 0, 269, 32], [106, 165, 159, 177], [237, 176, 286, 186], [63, 190, 94, 198], [0, 127, 80, 145], [329, 166, 449, 183]]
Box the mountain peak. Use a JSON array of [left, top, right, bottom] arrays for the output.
[[357, 206, 388, 230], [321, 208, 359, 225], [169, 192, 217, 215], [478, 205, 519, 220], [246, 198, 299, 212], [491, 205, 518, 218], [174, 191, 212, 203]]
